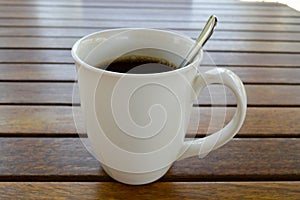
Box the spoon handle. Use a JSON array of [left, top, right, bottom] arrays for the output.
[[179, 15, 218, 68]]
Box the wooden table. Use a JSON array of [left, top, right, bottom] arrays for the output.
[[0, 0, 299, 199]]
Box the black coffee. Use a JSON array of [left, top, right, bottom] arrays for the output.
[[96, 55, 178, 74]]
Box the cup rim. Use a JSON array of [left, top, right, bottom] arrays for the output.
[[71, 28, 203, 77]]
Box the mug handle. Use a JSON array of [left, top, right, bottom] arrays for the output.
[[178, 68, 247, 160]]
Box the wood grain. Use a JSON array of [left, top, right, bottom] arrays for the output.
[[0, 5, 299, 17], [0, 0, 289, 9], [0, 182, 299, 200], [4, 3, 282, 9], [0, 0, 298, 196], [0, 106, 84, 135], [196, 84, 300, 106], [223, 67, 300, 84], [2, 28, 300, 42], [0, 49, 70, 64], [0, 138, 298, 181], [2, 37, 300, 53], [1, 50, 300, 67], [0, 82, 77, 105], [0, 106, 299, 137], [188, 107, 300, 137], [0, 64, 299, 84], [0, 5, 290, 13], [3, 14, 300, 24], [0, 0, 283, 4], [0, 83, 298, 106], [1, 19, 300, 32], [201, 52, 300, 67], [0, 64, 76, 81]]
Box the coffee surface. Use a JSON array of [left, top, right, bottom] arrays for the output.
[[96, 55, 177, 74]]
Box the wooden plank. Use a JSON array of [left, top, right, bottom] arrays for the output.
[[201, 52, 300, 67], [0, 106, 83, 135], [1, 50, 300, 67], [0, 182, 299, 200], [0, 82, 298, 105], [204, 40, 300, 53], [1, 13, 299, 24], [0, 0, 288, 9], [0, 4, 289, 11], [188, 107, 300, 137], [0, 5, 298, 17], [0, 106, 299, 137], [1, 37, 300, 53], [0, 65, 299, 84], [0, 0, 283, 4], [0, 82, 77, 105], [198, 85, 300, 106], [0, 64, 76, 81], [170, 139, 300, 181], [2, 28, 300, 42], [0, 0, 297, 196], [0, 138, 298, 181], [197, 84, 299, 106], [209, 31, 300, 41], [1, 19, 300, 32], [0, 49, 70, 64], [215, 67, 300, 84], [0, 37, 77, 49]]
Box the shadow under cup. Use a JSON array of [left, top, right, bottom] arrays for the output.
[[71, 28, 203, 185]]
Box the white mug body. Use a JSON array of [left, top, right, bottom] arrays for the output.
[[72, 28, 247, 185]]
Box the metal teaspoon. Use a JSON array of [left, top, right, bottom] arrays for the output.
[[178, 15, 218, 68]]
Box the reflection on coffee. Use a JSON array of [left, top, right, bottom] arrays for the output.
[[96, 55, 177, 74]]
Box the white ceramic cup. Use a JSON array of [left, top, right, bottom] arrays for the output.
[[71, 28, 247, 185]]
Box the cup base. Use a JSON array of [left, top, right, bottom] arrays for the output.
[[102, 164, 171, 185]]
